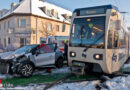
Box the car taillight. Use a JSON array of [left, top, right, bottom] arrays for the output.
[[70, 52, 76, 57], [93, 54, 103, 60]]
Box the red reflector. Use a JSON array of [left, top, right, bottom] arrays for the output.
[[0, 78, 1, 84], [47, 69, 51, 72]]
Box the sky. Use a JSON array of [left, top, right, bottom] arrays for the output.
[[0, 0, 130, 26]]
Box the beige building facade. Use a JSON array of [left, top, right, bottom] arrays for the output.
[[0, 0, 72, 50]]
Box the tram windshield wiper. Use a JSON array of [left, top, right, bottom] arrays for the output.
[[83, 33, 105, 52]]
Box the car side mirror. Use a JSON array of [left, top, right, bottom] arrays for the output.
[[115, 20, 121, 30], [36, 51, 40, 56]]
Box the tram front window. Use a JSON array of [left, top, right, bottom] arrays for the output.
[[70, 16, 105, 48]]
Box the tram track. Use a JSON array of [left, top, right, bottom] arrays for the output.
[[43, 70, 130, 90]]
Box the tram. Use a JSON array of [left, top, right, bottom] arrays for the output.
[[68, 5, 129, 74]]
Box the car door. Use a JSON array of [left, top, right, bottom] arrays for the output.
[[34, 44, 55, 67]]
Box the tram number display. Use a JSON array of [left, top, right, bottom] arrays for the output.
[[78, 8, 106, 16]]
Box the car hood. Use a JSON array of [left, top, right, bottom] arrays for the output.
[[0, 52, 25, 60]]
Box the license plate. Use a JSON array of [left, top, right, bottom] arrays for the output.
[[0, 63, 9, 74], [72, 66, 85, 75], [73, 62, 85, 67]]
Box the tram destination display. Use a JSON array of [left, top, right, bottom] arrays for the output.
[[77, 7, 106, 16]]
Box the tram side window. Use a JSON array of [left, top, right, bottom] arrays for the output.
[[108, 20, 119, 49], [107, 20, 113, 49], [119, 28, 125, 48], [113, 21, 119, 48], [114, 30, 119, 48]]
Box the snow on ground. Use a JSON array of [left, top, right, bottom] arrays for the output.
[[15, 84, 46, 90], [48, 81, 100, 90], [0, 74, 13, 80], [123, 64, 130, 68], [51, 67, 71, 74], [102, 75, 130, 90], [0, 84, 46, 90], [33, 67, 71, 76]]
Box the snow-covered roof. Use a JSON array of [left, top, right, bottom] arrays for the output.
[[0, 0, 72, 23]]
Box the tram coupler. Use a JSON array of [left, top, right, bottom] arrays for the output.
[[71, 66, 85, 75]]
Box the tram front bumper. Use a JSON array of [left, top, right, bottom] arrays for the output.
[[71, 61, 86, 75]]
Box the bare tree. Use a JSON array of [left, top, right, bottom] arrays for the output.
[[40, 21, 56, 42]]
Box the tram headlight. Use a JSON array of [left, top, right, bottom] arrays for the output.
[[93, 54, 103, 60], [70, 52, 76, 57]]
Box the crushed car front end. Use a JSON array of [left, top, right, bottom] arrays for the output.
[[0, 55, 30, 74]]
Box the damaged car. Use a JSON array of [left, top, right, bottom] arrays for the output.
[[0, 43, 64, 77]]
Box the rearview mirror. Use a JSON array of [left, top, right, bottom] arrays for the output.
[[115, 20, 121, 30]]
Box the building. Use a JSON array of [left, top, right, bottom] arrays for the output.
[[0, 0, 72, 50]]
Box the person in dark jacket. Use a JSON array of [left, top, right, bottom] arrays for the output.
[[64, 40, 68, 61]]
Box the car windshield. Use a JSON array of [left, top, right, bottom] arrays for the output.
[[70, 16, 105, 48], [14, 45, 37, 54]]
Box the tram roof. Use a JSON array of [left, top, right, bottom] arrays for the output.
[[74, 5, 119, 13]]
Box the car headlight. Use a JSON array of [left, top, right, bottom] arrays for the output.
[[11, 55, 16, 59]]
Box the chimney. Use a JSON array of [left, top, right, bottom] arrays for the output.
[[11, 3, 18, 11]]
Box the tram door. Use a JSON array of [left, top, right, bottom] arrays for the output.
[[108, 19, 119, 72]]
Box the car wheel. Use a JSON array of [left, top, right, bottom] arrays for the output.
[[19, 63, 34, 77], [56, 58, 64, 68]]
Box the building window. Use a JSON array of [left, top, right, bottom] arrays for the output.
[[4, 38, 6, 48], [20, 19, 26, 27], [62, 24, 66, 32], [20, 38, 26, 47], [47, 9, 51, 16], [17, 18, 19, 27], [4, 22, 6, 30], [54, 12, 58, 18], [33, 36, 35, 43], [8, 21, 10, 28], [56, 25, 59, 32], [48, 23, 52, 31], [32, 30, 36, 34], [8, 37, 10, 44]]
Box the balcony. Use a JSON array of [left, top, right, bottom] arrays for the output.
[[14, 28, 31, 34], [9, 28, 31, 37]]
